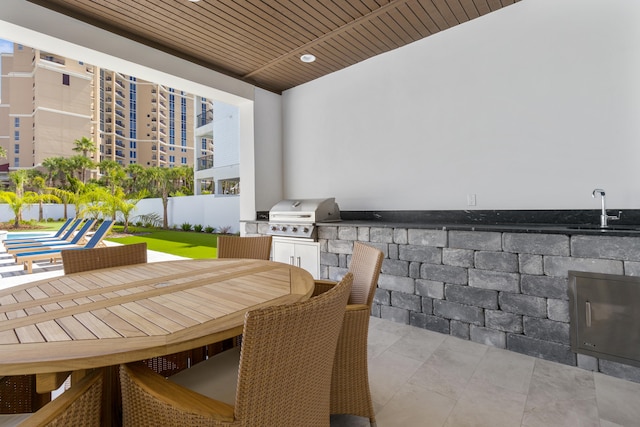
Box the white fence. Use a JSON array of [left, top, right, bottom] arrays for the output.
[[0, 195, 240, 233]]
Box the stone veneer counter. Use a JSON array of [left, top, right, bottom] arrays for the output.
[[244, 218, 640, 383]]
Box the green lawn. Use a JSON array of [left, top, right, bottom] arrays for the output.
[[106, 227, 220, 259]]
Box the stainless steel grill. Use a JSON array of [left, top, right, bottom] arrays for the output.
[[268, 198, 340, 240]]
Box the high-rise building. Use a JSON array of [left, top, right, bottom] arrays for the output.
[[0, 43, 97, 170], [0, 43, 206, 177]]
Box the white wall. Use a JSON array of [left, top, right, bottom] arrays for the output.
[[136, 195, 240, 233], [282, 0, 640, 211], [0, 204, 75, 222], [0, 196, 239, 233]]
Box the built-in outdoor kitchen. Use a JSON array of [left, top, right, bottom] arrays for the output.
[[244, 197, 640, 385]]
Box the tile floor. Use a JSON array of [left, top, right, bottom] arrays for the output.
[[1, 239, 639, 427], [332, 317, 640, 427]]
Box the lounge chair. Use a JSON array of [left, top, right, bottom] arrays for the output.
[[2, 217, 75, 245], [3, 218, 84, 249], [7, 219, 97, 255], [15, 220, 115, 273]]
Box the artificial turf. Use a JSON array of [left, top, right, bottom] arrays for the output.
[[106, 227, 220, 259]]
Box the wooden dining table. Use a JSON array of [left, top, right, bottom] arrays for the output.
[[0, 258, 314, 423]]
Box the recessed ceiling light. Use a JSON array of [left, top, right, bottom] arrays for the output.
[[300, 54, 316, 63]]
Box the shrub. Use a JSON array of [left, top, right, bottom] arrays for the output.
[[193, 224, 203, 233], [181, 222, 192, 231], [204, 226, 216, 233], [218, 225, 232, 234]]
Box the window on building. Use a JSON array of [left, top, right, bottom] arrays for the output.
[[181, 157, 187, 164], [130, 151, 137, 158], [14, 158, 19, 167], [14, 118, 20, 128], [62, 74, 70, 85], [169, 155, 175, 163], [14, 131, 19, 141], [14, 144, 19, 154]]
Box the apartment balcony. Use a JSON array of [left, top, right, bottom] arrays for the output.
[[40, 53, 65, 65], [115, 80, 125, 89], [115, 120, 125, 129], [151, 145, 157, 151], [197, 109, 214, 127], [115, 130, 125, 137], [115, 110, 125, 119], [115, 150, 125, 158], [115, 100, 125, 109], [115, 90, 125, 99], [116, 140, 125, 148], [197, 154, 214, 171]]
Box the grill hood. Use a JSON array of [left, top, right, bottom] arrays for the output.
[[269, 198, 340, 223]]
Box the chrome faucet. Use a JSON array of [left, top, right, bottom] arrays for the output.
[[592, 188, 621, 228]]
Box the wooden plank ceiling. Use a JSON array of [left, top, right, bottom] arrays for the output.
[[27, 0, 520, 93]]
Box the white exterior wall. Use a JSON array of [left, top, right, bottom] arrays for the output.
[[0, 204, 76, 222], [133, 195, 240, 233], [282, 0, 640, 211], [0, 196, 240, 233]]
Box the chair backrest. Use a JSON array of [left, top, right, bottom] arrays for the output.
[[17, 369, 102, 427], [62, 243, 147, 275], [234, 272, 352, 426], [217, 235, 272, 260], [82, 220, 115, 249], [348, 242, 384, 306], [51, 217, 75, 239], [68, 219, 97, 244], [59, 218, 84, 241]]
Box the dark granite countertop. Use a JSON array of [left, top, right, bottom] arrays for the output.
[[248, 209, 640, 237]]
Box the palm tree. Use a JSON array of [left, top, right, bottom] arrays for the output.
[[144, 167, 183, 229], [42, 157, 66, 187], [69, 155, 95, 184], [48, 187, 77, 220], [73, 136, 96, 158], [0, 190, 60, 228], [28, 174, 47, 221], [0, 146, 7, 159], [98, 160, 126, 193], [117, 190, 147, 233]]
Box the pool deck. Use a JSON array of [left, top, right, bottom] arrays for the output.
[[0, 240, 188, 290]]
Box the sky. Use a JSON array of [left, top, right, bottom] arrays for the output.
[[0, 39, 13, 53], [0, 39, 13, 94]]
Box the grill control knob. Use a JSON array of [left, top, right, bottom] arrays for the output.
[[303, 227, 309, 233], [292, 227, 298, 232], [271, 226, 277, 231], [281, 226, 287, 232]]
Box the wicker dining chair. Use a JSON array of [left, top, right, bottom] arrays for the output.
[[0, 369, 103, 427], [61, 242, 148, 275], [119, 273, 354, 427], [215, 235, 273, 352], [313, 241, 384, 427], [216, 235, 272, 260]]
